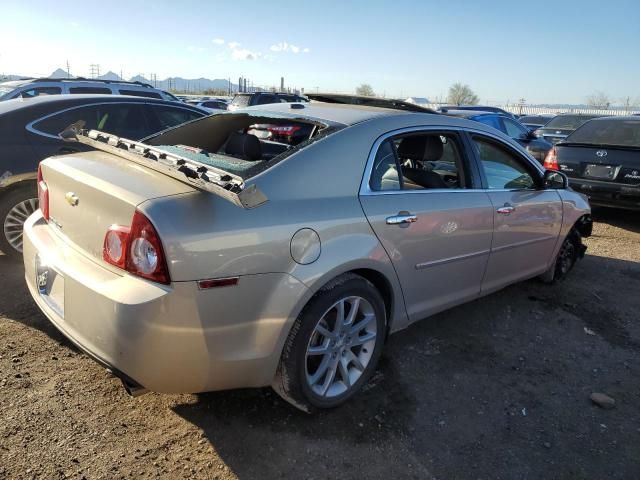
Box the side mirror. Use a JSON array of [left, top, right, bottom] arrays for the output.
[[543, 169, 568, 189]]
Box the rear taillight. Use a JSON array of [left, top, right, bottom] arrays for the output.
[[37, 164, 49, 221], [103, 210, 170, 284], [267, 125, 301, 136], [543, 148, 559, 170]]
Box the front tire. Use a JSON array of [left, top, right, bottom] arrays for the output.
[[273, 273, 386, 412], [541, 229, 584, 283], [0, 184, 38, 260]]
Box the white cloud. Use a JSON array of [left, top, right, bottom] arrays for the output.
[[187, 45, 204, 53], [212, 38, 225, 45], [269, 41, 310, 54], [228, 41, 241, 50], [231, 48, 261, 61]]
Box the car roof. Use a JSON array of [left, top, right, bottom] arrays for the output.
[[583, 115, 640, 122], [0, 94, 202, 116], [442, 109, 498, 118], [241, 101, 409, 126]]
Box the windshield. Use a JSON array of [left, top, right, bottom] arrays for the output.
[[231, 95, 251, 107], [565, 119, 640, 147], [545, 115, 599, 130], [0, 86, 15, 97]]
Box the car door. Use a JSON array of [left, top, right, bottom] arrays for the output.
[[359, 128, 494, 322], [469, 134, 563, 293]]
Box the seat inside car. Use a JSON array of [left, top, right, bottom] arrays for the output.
[[224, 132, 263, 161], [396, 135, 449, 189]]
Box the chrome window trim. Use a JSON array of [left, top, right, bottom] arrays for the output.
[[25, 101, 205, 140], [359, 125, 545, 197]]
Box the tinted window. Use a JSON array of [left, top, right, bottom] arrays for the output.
[[370, 133, 466, 191], [503, 118, 528, 138], [33, 103, 151, 139], [19, 86, 62, 98], [202, 101, 226, 109], [256, 95, 277, 105], [69, 87, 112, 94], [566, 119, 640, 147], [475, 115, 502, 131], [147, 105, 204, 130], [472, 137, 536, 190], [118, 89, 162, 99], [545, 115, 600, 130]]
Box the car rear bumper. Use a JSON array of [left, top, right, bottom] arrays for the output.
[[23, 212, 308, 394], [569, 178, 640, 210]]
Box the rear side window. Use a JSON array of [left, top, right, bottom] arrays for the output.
[[231, 95, 251, 107], [69, 87, 112, 94], [472, 137, 537, 190], [18, 86, 62, 98], [370, 132, 467, 191], [475, 115, 502, 132], [118, 89, 162, 99], [256, 95, 277, 105], [146, 105, 205, 130], [33, 103, 152, 139]]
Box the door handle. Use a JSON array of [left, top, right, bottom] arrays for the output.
[[386, 212, 418, 226], [496, 204, 515, 215]]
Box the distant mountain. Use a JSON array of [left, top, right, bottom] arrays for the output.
[[50, 68, 71, 78], [98, 71, 122, 81]]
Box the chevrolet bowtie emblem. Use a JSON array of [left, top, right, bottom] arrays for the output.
[[65, 191, 79, 206]]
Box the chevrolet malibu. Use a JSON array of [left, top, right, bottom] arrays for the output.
[[23, 101, 592, 412]]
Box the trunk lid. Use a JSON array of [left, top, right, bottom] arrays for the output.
[[556, 144, 640, 185], [42, 150, 196, 261]]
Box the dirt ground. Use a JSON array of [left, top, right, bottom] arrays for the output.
[[1, 207, 639, 480]]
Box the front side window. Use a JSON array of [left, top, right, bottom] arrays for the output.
[[69, 86, 112, 94], [475, 115, 502, 132], [369, 132, 467, 191], [472, 137, 537, 190]]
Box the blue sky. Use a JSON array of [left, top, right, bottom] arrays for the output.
[[1, 0, 638, 104]]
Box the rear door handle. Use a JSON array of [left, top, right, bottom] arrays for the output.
[[386, 212, 418, 226], [496, 204, 515, 215]]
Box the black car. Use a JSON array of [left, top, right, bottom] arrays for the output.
[[444, 110, 553, 163], [519, 114, 556, 131], [0, 94, 208, 257], [545, 116, 640, 210], [438, 105, 517, 119], [228, 92, 308, 111], [534, 114, 602, 145]]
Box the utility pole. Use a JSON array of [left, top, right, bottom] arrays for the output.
[[518, 98, 526, 116], [66, 60, 71, 78], [89, 64, 100, 79]]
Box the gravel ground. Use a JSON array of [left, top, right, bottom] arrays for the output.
[[1, 207, 639, 480]]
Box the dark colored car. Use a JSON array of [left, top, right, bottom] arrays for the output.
[[228, 92, 308, 111], [444, 110, 553, 163], [545, 116, 640, 210], [534, 114, 602, 145], [0, 94, 208, 257], [438, 105, 517, 119], [519, 114, 556, 131]]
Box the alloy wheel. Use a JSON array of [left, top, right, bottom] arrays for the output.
[[305, 296, 377, 398], [3, 198, 38, 253]]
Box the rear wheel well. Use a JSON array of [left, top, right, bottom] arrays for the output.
[[350, 268, 394, 333]]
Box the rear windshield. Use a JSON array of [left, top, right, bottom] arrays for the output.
[[146, 112, 340, 179], [565, 119, 640, 147], [231, 95, 251, 107], [545, 115, 599, 130], [520, 116, 552, 124]]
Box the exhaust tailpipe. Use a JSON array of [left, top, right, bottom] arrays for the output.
[[121, 378, 149, 398]]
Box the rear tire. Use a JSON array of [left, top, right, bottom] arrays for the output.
[[273, 273, 386, 412], [0, 184, 38, 260]]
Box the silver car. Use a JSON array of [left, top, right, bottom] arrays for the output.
[[23, 101, 592, 412]]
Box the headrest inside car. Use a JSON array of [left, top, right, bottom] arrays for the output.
[[224, 132, 262, 161], [397, 135, 444, 162]]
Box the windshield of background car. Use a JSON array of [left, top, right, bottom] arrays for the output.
[[565, 119, 640, 147], [0, 86, 15, 97], [231, 95, 251, 107], [545, 115, 599, 130]]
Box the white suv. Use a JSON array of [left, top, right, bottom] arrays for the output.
[[0, 78, 179, 102]]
